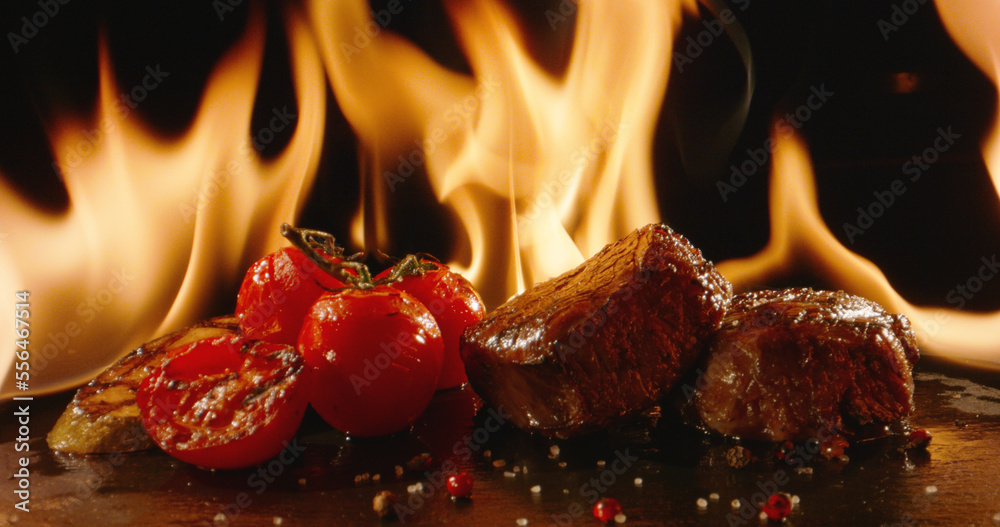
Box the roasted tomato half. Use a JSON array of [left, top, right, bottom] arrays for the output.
[[137, 334, 308, 469], [376, 261, 485, 389], [298, 287, 444, 437], [236, 246, 345, 346]]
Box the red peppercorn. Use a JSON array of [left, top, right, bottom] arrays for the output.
[[446, 472, 474, 499], [593, 497, 623, 523], [908, 428, 932, 450], [762, 493, 792, 521]]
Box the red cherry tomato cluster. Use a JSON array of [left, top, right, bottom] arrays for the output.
[[137, 224, 485, 469]]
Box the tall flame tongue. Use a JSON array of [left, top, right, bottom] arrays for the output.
[[0, 5, 327, 397], [719, 129, 1000, 370], [307, 0, 696, 307]]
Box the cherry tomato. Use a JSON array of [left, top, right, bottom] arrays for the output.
[[376, 261, 485, 390], [137, 334, 308, 469], [593, 497, 623, 523], [298, 287, 444, 437], [236, 246, 345, 345]]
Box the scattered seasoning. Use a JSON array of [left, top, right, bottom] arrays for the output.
[[504, 471, 517, 478], [696, 498, 709, 509], [522, 465, 529, 475], [726, 445, 753, 469], [597, 460, 607, 468], [272, 517, 283, 525], [594, 498, 624, 523], [493, 459, 507, 469], [373, 490, 398, 519], [758, 511, 768, 522], [549, 445, 561, 458], [633, 478, 643, 488], [925, 485, 938, 494], [446, 473, 474, 499], [354, 472, 371, 485], [513, 466, 521, 473], [407, 483, 424, 494], [372, 473, 382, 484], [839, 455, 851, 465], [820, 436, 850, 460], [709, 493, 720, 501], [563, 489, 570, 495], [791, 495, 800, 506], [762, 493, 793, 521], [558, 462, 568, 469], [992, 511, 1000, 523], [516, 518, 529, 526], [775, 441, 796, 461], [298, 477, 307, 486], [530, 485, 542, 494], [795, 467, 814, 476], [406, 453, 433, 471], [614, 513, 627, 524], [484, 449, 492, 459], [731, 499, 741, 510], [213, 512, 229, 525], [394, 465, 405, 478]]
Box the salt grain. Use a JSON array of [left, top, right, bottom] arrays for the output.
[[550, 445, 561, 457], [759, 511, 768, 521], [504, 471, 517, 478], [213, 512, 228, 525], [272, 517, 283, 526], [516, 518, 529, 526], [925, 485, 938, 494], [531, 485, 542, 494], [731, 499, 741, 509], [614, 513, 627, 524], [633, 477, 643, 487], [795, 467, 814, 475], [563, 489, 570, 495], [372, 474, 381, 483], [395, 465, 404, 478], [791, 495, 801, 506], [696, 498, 708, 509], [558, 462, 567, 469], [493, 459, 507, 468], [992, 511, 1000, 523], [709, 493, 720, 501], [513, 466, 521, 473], [597, 460, 606, 468]]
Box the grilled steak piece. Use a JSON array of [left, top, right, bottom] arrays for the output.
[[47, 316, 239, 454], [460, 223, 732, 438], [690, 289, 919, 442]]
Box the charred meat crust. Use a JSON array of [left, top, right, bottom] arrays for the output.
[[691, 288, 919, 442], [460, 223, 732, 438]]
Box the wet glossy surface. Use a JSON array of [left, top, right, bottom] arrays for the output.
[[2, 358, 999, 526]]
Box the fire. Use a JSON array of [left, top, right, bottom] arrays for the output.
[[0, 4, 326, 397], [3, 1, 999, 398], [718, 129, 1000, 369], [306, 0, 696, 307]]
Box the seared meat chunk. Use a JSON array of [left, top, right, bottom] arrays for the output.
[[691, 288, 918, 442], [460, 223, 732, 438]]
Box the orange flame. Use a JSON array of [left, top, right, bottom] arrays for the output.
[[718, 129, 1000, 369], [0, 5, 327, 397], [306, 0, 696, 307]]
